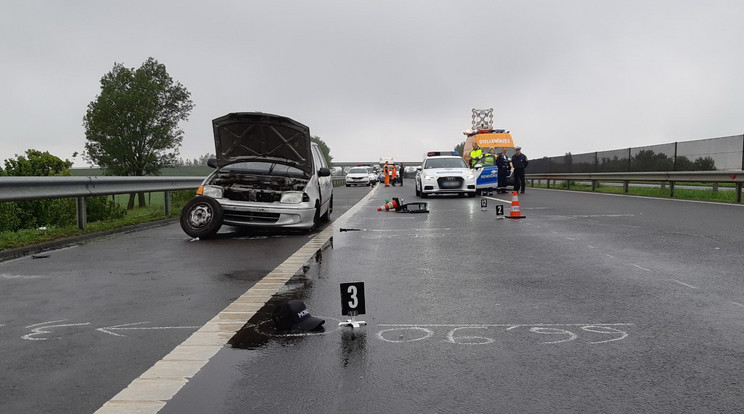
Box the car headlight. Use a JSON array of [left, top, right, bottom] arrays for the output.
[[464, 173, 475, 180], [281, 191, 304, 204], [423, 175, 434, 180], [201, 185, 223, 198]]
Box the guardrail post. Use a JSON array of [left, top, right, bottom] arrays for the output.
[[712, 182, 718, 193], [591, 180, 597, 191], [76, 197, 87, 230], [164, 191, 171, 216], [623, 181, 629, 193], [737, 183, 742, 203], [669, 182, 675, 198]]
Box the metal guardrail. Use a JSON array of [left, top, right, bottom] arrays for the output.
[[0, 175, 348, 230], [0, 176, 204, 229], [526, 171, 744, 203]]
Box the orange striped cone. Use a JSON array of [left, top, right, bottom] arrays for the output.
[[505, 191, 526, 219], [377, 198, 400, 211]]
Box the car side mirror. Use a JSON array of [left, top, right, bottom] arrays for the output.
[[207, 158, 218, 168], [318, 167, 331, 177], [474, 163, 483, 169]]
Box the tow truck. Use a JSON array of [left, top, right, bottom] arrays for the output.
[[462, 108, 516, 194]]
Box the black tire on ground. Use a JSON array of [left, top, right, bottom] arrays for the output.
[[180, 196, 223, 238]]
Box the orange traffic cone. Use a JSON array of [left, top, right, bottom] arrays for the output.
[[377, 198, 400, 211], [505, 191, 526, 219]]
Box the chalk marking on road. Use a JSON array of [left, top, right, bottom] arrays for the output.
[[582, 326, 629, 344], [22, 320, 91, 341], [630, 264, 651, 272], [729, 301, 744, 308], [605, 254, 615, 258], [378, 323, 634, 328], [1, 273, 48, 279], [566, 237, 576, 241], [377, 323, 633, 345], [97, 322, 202, 337], [669, 279, 698, 289], [94, 185, 380, 413], [587, 245, 595, 249]]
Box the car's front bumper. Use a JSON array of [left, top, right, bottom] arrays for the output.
[[215, 199, 316, 228]]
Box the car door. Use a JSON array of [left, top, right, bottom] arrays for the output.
[[311, 144, 332, 210]]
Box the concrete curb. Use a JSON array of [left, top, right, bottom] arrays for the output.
[[0, 218, 178, 262]]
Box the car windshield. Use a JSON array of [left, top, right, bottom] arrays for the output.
[[349, 167, 368, 174], [219, 161, 307, 178], [424, 158, 467, 169]]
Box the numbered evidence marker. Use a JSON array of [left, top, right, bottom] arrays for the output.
[[496, 204, 505, 219], [480, 198, 487, 210], [339, 282, 367, 328]]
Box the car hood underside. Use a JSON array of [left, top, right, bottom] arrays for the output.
[[212, 112, 313, 175]]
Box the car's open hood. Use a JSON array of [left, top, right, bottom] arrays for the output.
[[212, 112, 313, 175]]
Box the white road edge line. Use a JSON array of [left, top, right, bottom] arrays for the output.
[[93, 186, 379, 414]]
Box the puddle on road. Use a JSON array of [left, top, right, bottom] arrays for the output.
[[228, 237, 333, 350]]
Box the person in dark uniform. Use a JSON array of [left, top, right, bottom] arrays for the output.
[[495, 148, 510, 194], [511, 146, 529, 193]]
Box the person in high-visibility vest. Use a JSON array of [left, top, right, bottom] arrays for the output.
[[469, 143, 483, 168], [391, 164, 398, 186], [383, 162, 390, 187]]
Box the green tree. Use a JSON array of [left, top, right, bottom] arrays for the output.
[[693, 156, 716, 171], [454, 141, 465, 156], [3, 149, 72, 177], [83, 57, 194, 208], [311, 136, 333, 166]]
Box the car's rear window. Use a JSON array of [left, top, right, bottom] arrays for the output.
[[219, 161, 307, 178], [349, 167, 368, 174], [424, 158, 467, 169]]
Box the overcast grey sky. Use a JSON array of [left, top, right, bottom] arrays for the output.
[[2, 1, 743, 167]]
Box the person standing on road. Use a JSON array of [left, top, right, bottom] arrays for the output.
[[383, 161, 390, 187], [469, 143, 483, 168], [511, 146, 529, 193], [391, 164, 399, 186], [495, 148, 510, 194]]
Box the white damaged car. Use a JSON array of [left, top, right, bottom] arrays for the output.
[[180, 112, 333, 237], [415, 151, 476, 198]]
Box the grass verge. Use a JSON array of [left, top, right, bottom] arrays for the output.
[[534, 182, 740, 203], [0, 201, 187, 251]]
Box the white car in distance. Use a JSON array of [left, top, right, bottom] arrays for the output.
[[345, 166, 372, 187]]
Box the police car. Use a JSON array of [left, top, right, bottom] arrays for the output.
[[415, 151, 476, 198]]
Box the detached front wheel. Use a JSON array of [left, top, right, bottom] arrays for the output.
[[180, 196, 223, 238]]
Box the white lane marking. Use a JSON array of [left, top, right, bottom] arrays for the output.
[[97, 322, 202, 337], [630, 264, 651, 272], [22, 320, 91, 341], [94, 186, 380, 413], [669, 279, 698, 289]]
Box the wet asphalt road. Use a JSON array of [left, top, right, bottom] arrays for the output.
[[159, 186, 744, 414], [3, 184, 744, 413], [0, 187, 366, 414]]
